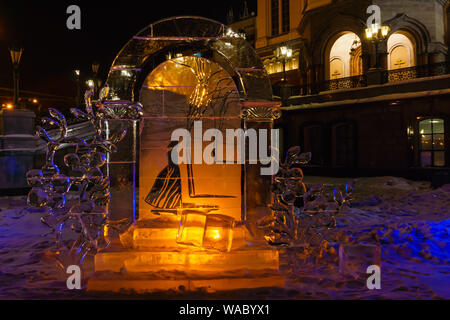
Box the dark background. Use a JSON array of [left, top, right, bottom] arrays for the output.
[[0, 0, 256, 103]]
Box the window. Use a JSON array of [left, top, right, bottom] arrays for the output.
[[271, 0, 279, 36], [419, 118, 445, 167], [332, 123, 355, 167], [303, 125, 324, 166], [387, 32, 415, 70], [329, 32, 362, 79], [281, 0, 290, 33]]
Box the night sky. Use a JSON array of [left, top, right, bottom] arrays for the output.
[[0, 0, 256, 105]]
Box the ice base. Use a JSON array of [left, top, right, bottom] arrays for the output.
[[88, 216, 284, 293]]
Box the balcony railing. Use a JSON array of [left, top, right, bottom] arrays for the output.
[[319, 75, 367, 91], [276, 61, 450, 100], [385, 61, 450, 82]]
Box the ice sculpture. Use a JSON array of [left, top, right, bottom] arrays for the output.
[[258, 146, 354, 263], [86, 17, 286, 293], [26, 86, 142, 267], [27, 16, 287, 293]]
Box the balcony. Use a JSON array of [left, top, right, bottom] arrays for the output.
[[278, 61, 450, 102]]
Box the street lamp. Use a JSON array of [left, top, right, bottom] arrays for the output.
[[274, 45, 293, 82], [74, 69, 81, 107], [86, 79, 95, 89], [9, 44, 24, 108], [92, 62, 100, 75], [365, 23, 390, 69], [91, 62, 101, 96]]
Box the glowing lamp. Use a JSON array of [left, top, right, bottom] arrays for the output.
[[275, 46, 292, 60], [381, 25, 390, 37], [203, 214, 235, 252], [6, 103, 13, 109], [92, 62, 100, 74], [176, 211, 235, 252], [86, 79, 95, 88], [9, 44, 23, 67]]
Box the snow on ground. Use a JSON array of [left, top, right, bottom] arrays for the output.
[[0, 176, 449, 299]]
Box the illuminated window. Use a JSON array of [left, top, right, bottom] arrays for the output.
[[419, 119, 445, 167], [281, 0, 290, 33], [388, 32, 415, 70], [329, 32, 361, 79], [271, 0, 280, 36]]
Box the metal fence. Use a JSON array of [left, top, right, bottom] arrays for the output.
[[319, 74, 367, 92]]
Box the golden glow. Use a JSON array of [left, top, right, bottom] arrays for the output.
[[139, 56, 242, 221], [264, 53, 299, 75], [86, 79, 95, 88], [212, 229, 221, 240], [388, 33, 415, 70], [365, 24, 390, 40], [275, 46, 292, 59], [9, 47, 23, 65], [6, 103, 13, 109], [177, 211, 208, 248], [329, 33, 362, 79], [32, 99, 38, 104]]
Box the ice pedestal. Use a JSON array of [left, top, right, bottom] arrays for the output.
[[88, 216, 284, 293]]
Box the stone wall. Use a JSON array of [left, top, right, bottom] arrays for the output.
[[374, 0, 445, 43], [279, 91, 450, 172]]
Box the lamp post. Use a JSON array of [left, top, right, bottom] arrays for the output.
[[9, 44, 24, 108], [365, 23, 390, 69], [74, 69, 81, 107], [92, 62, 100, 96], [274, 45, 293, 82]]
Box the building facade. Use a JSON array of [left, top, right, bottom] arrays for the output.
[[255, 0, 450, 182]]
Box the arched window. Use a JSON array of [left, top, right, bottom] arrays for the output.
[[387, 32, 416, 70], [302, 124, 324, 166], [419, 118, 445, 167], [332, 122, 356, 167], [329, 32, 362, 79]]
